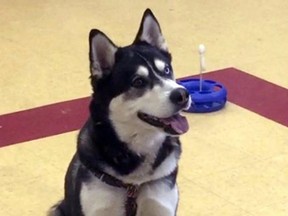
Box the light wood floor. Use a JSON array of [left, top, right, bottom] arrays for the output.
[[1, 1, 288, 215]]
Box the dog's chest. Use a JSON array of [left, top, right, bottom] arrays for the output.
[[79, 135, 180, 216], [118, 136, 179, 184], [80, 176, 126, 216]]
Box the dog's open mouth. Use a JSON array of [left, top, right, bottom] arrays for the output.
[[138, 112, 189, 135]]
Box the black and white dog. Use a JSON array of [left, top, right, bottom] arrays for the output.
[[48, 9, 191, 216]]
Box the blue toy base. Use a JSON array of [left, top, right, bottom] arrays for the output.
[[178, 78, 227, 113]]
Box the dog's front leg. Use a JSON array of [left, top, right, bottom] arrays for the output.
[[80, 178, 126, 216], [136, 181, 178, 216]]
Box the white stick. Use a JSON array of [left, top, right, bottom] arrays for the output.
[[198, 44, 206, 92]]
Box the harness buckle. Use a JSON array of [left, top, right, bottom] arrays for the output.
[[126, 185, 139, 198]]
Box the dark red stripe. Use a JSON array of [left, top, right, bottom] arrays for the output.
[[199, 68, 288, 127], [0, 68, 287, 147], [0, 97, 90, 147]]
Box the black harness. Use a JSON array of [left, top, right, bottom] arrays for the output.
[[81, 159, 177, 216], [78, 134, 178, 216], [87, 166, 139, 216]]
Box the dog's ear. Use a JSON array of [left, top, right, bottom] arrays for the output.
[[133, 9, 168, 51], [89, 29, 118, 79]]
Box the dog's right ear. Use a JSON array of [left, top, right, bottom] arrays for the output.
[[89, 29, 118, 79], [133, 9, 168, 52]]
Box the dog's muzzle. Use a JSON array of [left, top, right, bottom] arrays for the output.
[[169, 87, 191, 110]]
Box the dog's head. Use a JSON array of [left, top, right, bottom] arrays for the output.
[[89, 9, 191, 137]]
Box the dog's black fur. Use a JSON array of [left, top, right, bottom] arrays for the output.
[[48, 9, 189, 216]]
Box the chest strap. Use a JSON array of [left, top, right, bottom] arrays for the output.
[[85, 165, 139, 216]]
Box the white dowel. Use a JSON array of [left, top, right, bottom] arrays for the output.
[[198, 44, 206, 92]]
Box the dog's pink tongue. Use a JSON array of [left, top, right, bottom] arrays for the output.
[[163, 114, 189, 134]]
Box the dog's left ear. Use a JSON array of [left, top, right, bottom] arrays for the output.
[[133, 9, 168, 51], [89, 29, 118, 79]]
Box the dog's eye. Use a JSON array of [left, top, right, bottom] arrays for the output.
[[164, 65, 171, 75], [131, 77, 146, 88]]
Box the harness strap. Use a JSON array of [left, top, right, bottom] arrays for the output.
[[80, 158, 177, 216], [83, 164, 139, 216], [126, 185, 139, 216]]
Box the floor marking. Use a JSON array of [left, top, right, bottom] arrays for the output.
[[0, 68, 287, 147], [0, 98, 90, 147], [196, 68, 288, 127]]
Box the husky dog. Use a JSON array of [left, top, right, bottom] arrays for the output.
[[48, 9, 191, 216]]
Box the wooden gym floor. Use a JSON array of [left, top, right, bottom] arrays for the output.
[[0, 0, 288, 215]]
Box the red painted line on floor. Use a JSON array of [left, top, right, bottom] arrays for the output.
[[0, 98, 90, 147], [0, 68, 287, 148], [199, 68, 288, 126]]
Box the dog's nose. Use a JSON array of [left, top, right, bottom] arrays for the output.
[[169, 88, 189, 107]]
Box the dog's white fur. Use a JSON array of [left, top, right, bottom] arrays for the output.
[[80, 174, 178, 216], [136, 66, 149, 77], [154, 59, 166, 71]]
